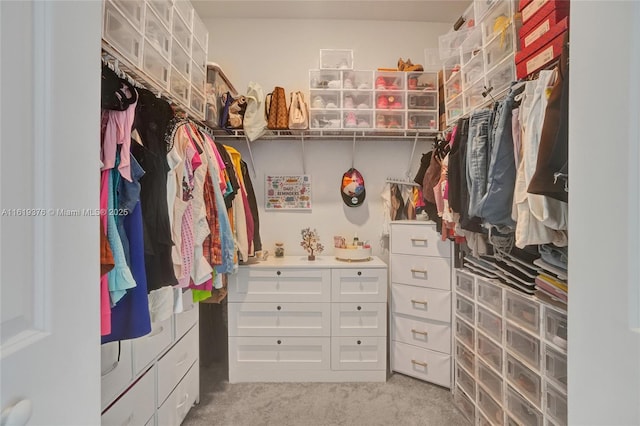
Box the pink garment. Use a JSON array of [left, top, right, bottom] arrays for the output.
[[189, 277, 213, 292], [101, 93, 136, 182], [208, 137, 228, 192], [176, 144, 197, 288], [100, 170, 111, 336]]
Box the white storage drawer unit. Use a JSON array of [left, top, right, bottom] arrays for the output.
[[101, 340, 133, 409], [101, 368, 155, 426], [390, 221, 453, 388], [228, 256, 388, 382]]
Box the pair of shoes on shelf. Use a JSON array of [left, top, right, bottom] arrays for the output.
[[344, 95, 354, 109], [377, 95, 402, 109], [376, 114, 401, 128], [344, 112, 357, 128], [398, 57, 424, 72]]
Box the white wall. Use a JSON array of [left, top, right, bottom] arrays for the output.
[[205, 18, 449, 258], [569, 1, 640, 424]]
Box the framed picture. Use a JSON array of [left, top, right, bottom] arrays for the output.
[[265, 175, 312, 210]]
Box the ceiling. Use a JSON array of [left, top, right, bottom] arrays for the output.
[[191, 0, 471, 23]]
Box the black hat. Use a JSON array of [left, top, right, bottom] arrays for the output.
[[341, 168, 366, 207]]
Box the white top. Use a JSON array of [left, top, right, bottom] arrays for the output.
[[239, 255, 387, 269]]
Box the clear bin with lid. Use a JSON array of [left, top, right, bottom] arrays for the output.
[[147, 0, 172, 30], [506, 354, 541, 407], [506, 322, 540, 369], [455, 316, 475, 348], [111, 0, 143, 28], [320, 49, 353, 70], [545, 306, 568, 350], [170, 67, 190, 104], [310, 90, 341, 109], [486, 55, 516, 96], [454, 387, 475, 423], [481, 0, 513, 44], [455, 338, 475, 373], [456, 271, 475, 299], [142, 44, 169, 88], [309, 111, 342, 130], [478, 386, 503, 425], [507, 386, 543, 426], [174, 0, 194, 29], [546, 382, 568, 425], [103, 1, 143, 67], [309, 70, 342, 89], [456, 364, 476, 399], [477, 305, 502, 343], [484, 23, 515, 72], [342, 70, 373, 90], [456, 295, 475, 325], [545, 344, 567, 390], [477, 279, 502, 314], [506, 290, 540, 334], [407, 111, 438, 131], [478, 358, 503, 401], [478, 330, 502, 371]]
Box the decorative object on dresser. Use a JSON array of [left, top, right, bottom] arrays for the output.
[[389, 220, 454, 388], [227, 256, 388, 382], [300, 227, 325, 261]]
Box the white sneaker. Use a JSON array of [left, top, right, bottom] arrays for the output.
[[328, 80, 341, 89], [343, 96, 354, 109], [343, 78, 354, 89], [312, 96, 325, 108]]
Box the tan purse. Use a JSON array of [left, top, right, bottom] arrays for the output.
[[288, 91, 309, 130], [266, 86, 289, 130]]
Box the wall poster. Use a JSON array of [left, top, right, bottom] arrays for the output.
[[265, 175, 312, 210]]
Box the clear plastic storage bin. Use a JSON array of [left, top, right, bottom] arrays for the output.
[[342, 91, 373, 110], [142, 44, 170, 88], [147, 0, 172, 30], [309, 111, 342, 129], [192, 42, 207, 70], [545, 307, 568, 350], [439, 28, 470, 60], [486, 55, 516, 95], [477, 305, 502, 344], [309, 70, 342, 89], [463, 79, 486, 114], [406, 72, 437, 91], [342, 70, 373, 90], [478, 410, 493, 426], [545, 344, 568, 390], [443, 55, 462, 83], [481, 0, 513, 44], [474, 0, 500, 24], [343, 110, 373, 129], [506, 291, 540, 334], [456, 364, 476, 399], [309, 90, 341, 109], [506, 354, 541, 407], [190, 89, 205, 117], [407, 111, 438, 131], [374, 71, 405, 91], [454, 386, 475, 423], [506, 322, 540, 369], [320, 49, 353, 70], [546, 383, 568, 426], [478, 330, 502, 371], [174, 0, 194, 29], [170, 67, 190, 103], [112, 0, 143, 28], [456, 295, 475, 325], [455, 338, 475, 373], [407, 93, 437, 110], [172, 12, 192, 53], [484, 24, 515, 73], [191, 63, 205, 95], [478, 358, 503, 401], [444, 71, 462, 102], [144, 4, 171, 59], [104, 1, 143, 66], [507, 385, 543, 426], [478, 386, 503, 425], [445, 94, 463, 125], [455, 316, 475, 349], [456, 271, 475, 299], [460, 26, 483, 66], [477, 279, 502, 314], [171, 41, 191, 79], [462, 51, 485, 90], [192, 13, 208, 49], [375, 111, 405, 130]]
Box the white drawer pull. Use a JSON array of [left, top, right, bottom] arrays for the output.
[[411, 299, 428, 305], [101, 361, 118, 377], [410, 238, 428, 243], [411, 359, 428, 367], [120, 413, 134, 426], [410, 268, 427, 274], [147, 325, 165, 338], [411, 329, 428, 336], [175, 353, 189, 366], [176, 393, 189, 409]]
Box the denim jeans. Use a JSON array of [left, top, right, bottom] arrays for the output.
[[466, 109, 493, 218], [475, 81, 526, 227]]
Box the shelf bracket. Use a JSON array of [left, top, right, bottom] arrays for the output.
[[406, 131, 419, 178]]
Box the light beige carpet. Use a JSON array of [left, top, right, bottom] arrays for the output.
[[182, 361, 469, 426]]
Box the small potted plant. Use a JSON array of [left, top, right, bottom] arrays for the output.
[[300, 227, 324, 261]]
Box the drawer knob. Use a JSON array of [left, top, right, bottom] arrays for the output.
[[277, 340, 282, 344], [357, 271, 362, 276], [357, 306, 362, 311], [411, 359, 428, 367], [411, 299, 428, 305], [357, 340, 361, 345], [277, 306, 282, 311], [276, 271, 281, 276]]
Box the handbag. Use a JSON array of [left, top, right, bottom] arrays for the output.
[[288, 91, 309, 130], [220, 92, 247, 129], [266, 86, 289, 130], [243, 81, 268, 141]]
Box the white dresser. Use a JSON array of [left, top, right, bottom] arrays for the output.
[[228, 256, 388, 383], [389, 220, 454, 388], [101, 289, 200, 426]]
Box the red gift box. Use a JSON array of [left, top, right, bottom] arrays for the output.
[[521, 0, 570, 25], [515, 17, 568, 78], [520, 6, 570, 49]]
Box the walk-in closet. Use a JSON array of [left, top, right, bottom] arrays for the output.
[[1, 1, 639, 426]]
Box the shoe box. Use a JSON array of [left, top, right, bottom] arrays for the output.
[[515, 16, 568, 79]]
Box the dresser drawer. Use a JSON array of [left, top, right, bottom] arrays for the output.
[[391, 341, 451, 387], [175, 297, 199, 340], [157, 361, 199, 426], [331, 336, 386, 370], [101, 340, 133, 409], [229, 336, 331, 371], [229, 302, 331, 337], [230, 268, 331, 302], [331, 303, 386, 337], [391, 283, 451, 323], [331, 268, 387, 302], [101, 367, 154, 426], [391, 254, 451, 290], [390, 223, 451, 257], [132, 316, 173, 375], [392, 315, 451, 354], [157, 324, 199, 407]]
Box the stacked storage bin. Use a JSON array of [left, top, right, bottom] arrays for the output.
[[102, 0, 209, 120], [452, 269, 568, 425]]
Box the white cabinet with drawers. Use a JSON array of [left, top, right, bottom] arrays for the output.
[[228, 256, 388, 383], [452, 269, 568, 426], [389, 221, 453, 388], [101, 289, 200, 426]]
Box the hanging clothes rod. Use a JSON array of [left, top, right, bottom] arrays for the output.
[[385, 178, 421, 187]]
